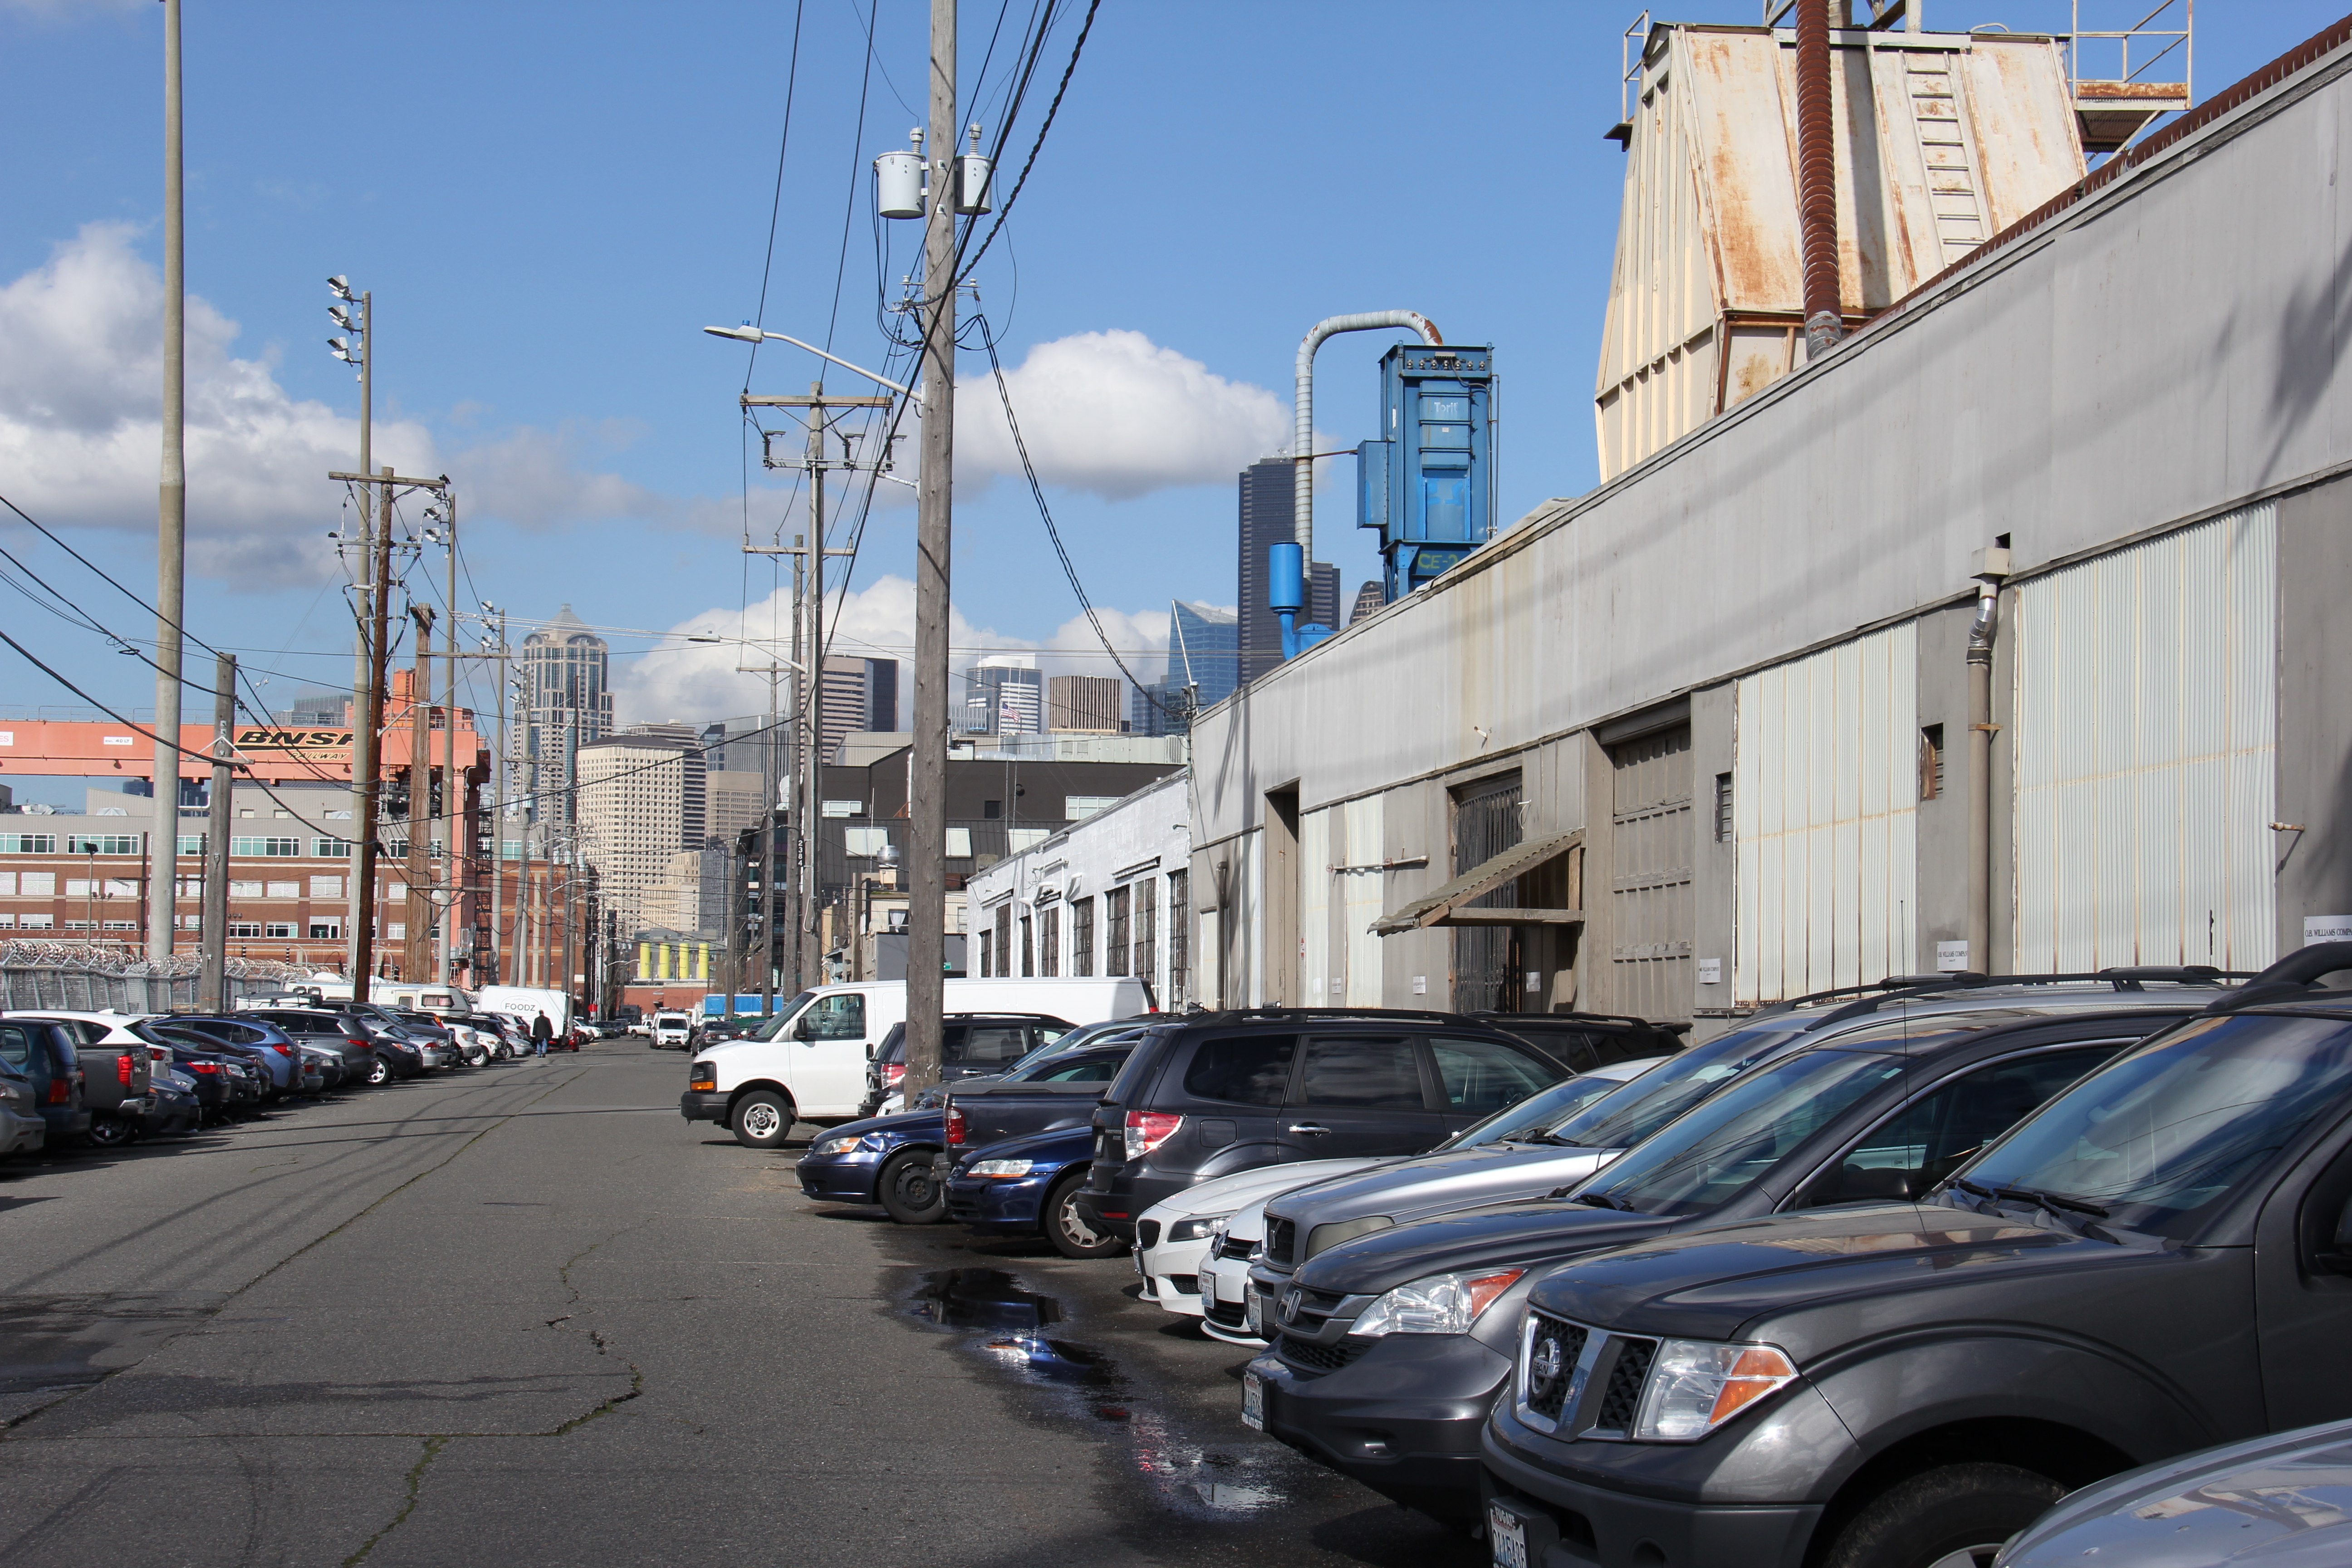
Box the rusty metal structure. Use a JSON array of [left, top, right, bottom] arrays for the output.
[[1595, 17, 2097, 479]]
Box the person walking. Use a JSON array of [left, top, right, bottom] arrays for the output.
[[531, 1012, 552, 1058]]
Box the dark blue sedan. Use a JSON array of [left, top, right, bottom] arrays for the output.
[[944, 1124, 1125, 1260], [795, 1109, 951, 1223]]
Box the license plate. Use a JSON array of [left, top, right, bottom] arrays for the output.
[[1489, 1504, 1528, 1568], [1245, 1290, 1263, 1337], [1241, 1371, 1264, 1431]]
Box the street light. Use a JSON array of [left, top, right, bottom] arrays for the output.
[[701, 324, 923, 409]]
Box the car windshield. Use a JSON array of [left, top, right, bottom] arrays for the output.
[[1575, 1047, 1916, 1216], [1950, 1012, 2352, 1240], [1544, 1019, 1813, 1151], [1435, 1072, 1637, 1150], [1003, 1021, 1132, 1076]]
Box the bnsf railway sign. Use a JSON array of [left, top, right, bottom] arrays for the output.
[[235, 728, 355, 755]]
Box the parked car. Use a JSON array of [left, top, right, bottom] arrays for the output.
[[0, 1018, 89, 1146], [1075, 1009, 1580, 1240], [650, 1010, 695, 1050], [944, 1123, 1127, 1258], [1474, 1011, 1690, 1073], [239, 1008, 390, 1084], [902, 1019, 1147, 1111], [137, 1065, 204, 1138], [1247, 1003, 2186, 1527], [4, 1011, 154, 1144], [0, 1058, 47, 1158], [859, 1012, 1080, 1115], [795, 1031, 1142, 1223], [1134, 1057, 1660, 1325], [1479, 946, 2352, 1568], [683, 977, 1149, 1150], [154, 1043, 240, 1122], [1996, 1416, 2352, 1567], [1241, 970, 2240, 1334], [150, 1014, 309, 1099], [144, 1027, 267, 1112]]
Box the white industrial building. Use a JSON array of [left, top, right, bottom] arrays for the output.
[[966, 771, 1193, 1008], [1187, 17, 2352, 1036]]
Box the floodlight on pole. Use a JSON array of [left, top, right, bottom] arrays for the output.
[[328, 275, 354, 300], [701, 324, 922, 409]]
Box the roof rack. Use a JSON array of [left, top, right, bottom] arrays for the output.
[[2203, 942, 2352, 1014], [1470, 1009, 1681, 1033], [1754, 965, 2259, 1019], [1194, 1007, 1475, 1026]]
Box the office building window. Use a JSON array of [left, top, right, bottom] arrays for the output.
[[1071, 897, 1095, 977], [227, 921, 265, 938], [994, 904, 1013, 979], [313, 837, 356, 858], [1020, 916, 1034, 978], [311, 875, 343, 898], [944, 827, 973, 858], [67, 834, 141, 855], [1039, 906, 1059, 976], [1133, 883, 1156, 994], [0, 834, 58, 854], [15, 913, 53, 930], [978, 930, 994, 977], [177, 835, 205, 855], [1167, 871, 1188, 1006], [231, 837, 301, 857], [1105, 886, 1130, 977], [308, 920, 341, 940], [265, 922, 296, 939]]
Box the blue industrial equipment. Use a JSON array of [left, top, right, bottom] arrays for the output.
[[1268, 541, 1333, 661], [1357, 342, 1496, 605]]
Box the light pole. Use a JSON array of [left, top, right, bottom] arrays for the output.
[[328, 275, 372, 984]]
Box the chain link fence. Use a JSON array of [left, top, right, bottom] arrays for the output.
[[0, 941, 317, 1012]]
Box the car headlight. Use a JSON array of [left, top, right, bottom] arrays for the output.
[[1166, 1216, 1223, 1244], [809, 1134, 867, 1157], [1353, 1269, 1525, 1337], [688, 1061, 715, 1091], [967, 1158, 1036, 1178], [1630, 1340, 1799, 1441]]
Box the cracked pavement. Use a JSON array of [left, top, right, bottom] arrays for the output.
[[0, 1042, 1479, 1567]]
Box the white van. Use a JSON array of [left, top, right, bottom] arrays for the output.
[[680, 977, 1149, 1149], [474, 985, 575, 1039]]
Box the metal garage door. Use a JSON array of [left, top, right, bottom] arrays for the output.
[[1734, 623, 1920, 1004], [2012, 505, 2277, 972], [1610, 725, 1693, 1020], [1450, 776, 1523, 1012]]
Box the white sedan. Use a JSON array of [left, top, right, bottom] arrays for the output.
[[1134, 1159, 1387, 1323]]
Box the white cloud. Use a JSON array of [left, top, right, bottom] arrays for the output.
[[0, 223, 746, 588], [952, 329, 1291, 501], [612, 573, 1172, 727]]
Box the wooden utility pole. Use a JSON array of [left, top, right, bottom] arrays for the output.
[[351, 465, 397, 997], [197, 652, 234, 1009], [904, 0, 956, 1097], [404, 605, 434, 981]]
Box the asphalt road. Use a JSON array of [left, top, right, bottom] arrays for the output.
[[0, 1041, 1484, 1568]]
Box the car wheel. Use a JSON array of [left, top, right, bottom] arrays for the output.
[[1821, 1463, 2066, 1568], [877, 1149, 947, 1224], [86, 1112, 135, 1148], [1044, 1171, 1127, 1259], [365, 1055, 392, 1086], [730, 1090, 795, 1150]]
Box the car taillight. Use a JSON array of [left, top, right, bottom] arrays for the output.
[[117, 1053, 134, 1087], [271, 1044, 294, 1056], [1124, 1110, 1184, 1161], [190, 1061, 220, 1074], [47, 1077, 69, 1104], [345, 1037, 370, 1049], [945, 1106, 967, 1146], [885, 1063, 906, 1088]]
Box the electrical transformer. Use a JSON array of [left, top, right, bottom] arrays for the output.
[[1356, 342, 1496, 605]]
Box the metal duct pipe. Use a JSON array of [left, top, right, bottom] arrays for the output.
[[1965, 578, 2001, 972], [1294, 311, 1442, 564], [1797, 0, 1843, 360]]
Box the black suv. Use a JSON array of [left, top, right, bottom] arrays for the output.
[[859, 1012, 1077, 1117], [1472, 1012, 1689, 1073], [1077, 1009, 1576, 1239], [1481, 945, 2352, 1568]]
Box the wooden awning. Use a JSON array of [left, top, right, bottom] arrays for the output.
[[1370, 829, 1584, 936]]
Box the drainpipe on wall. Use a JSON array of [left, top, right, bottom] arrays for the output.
[[1797, 0, 1843, 360], [1965, 550, 2009, 972]]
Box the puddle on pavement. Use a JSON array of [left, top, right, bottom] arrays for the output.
[[0, 1293, 221, 1423], [906, 1269, 1303, 1519]]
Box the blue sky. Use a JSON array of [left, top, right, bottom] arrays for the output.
[[0, 0, 2332, 804]]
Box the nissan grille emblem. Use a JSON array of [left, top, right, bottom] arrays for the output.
[[1279, 1287, 1302, 1325], [1531, 1334, 1564, 1384]]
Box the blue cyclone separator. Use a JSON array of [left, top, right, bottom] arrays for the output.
[[1269, 541, 1334, 660]]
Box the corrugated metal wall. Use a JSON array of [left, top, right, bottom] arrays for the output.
[[1734, 623, 1920, 1005], [1342, 796, 1386, 1006], [2013, 506, 2279, 972], [1300, 808, 1333, 1004]]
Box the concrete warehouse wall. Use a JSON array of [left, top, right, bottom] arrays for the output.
[[1188, 37, 2352, 1032]]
